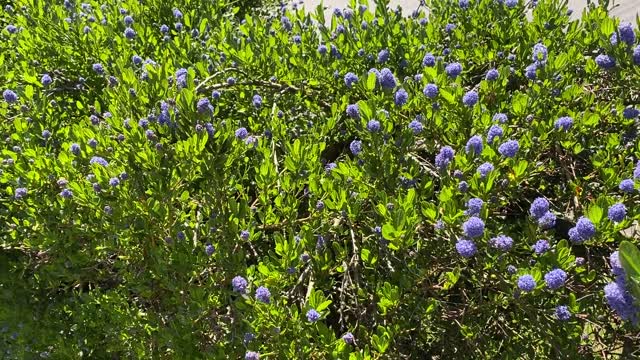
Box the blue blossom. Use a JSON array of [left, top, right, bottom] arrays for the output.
[[517, 274, 536, 292], [533, 239, 550, 254], [377, 49, 390, 63], [490, 235, 514, 251], [342, 332, 355, 344], [486, 69, 499, 81], [361, 20, 368, 30], [465, 198, 484, 216], [465, 135, 483, 155], [459, 0, 470, 8], [197, 98, 213, 114], [445, 62, 463, 78], [306, 309, 321, 322], [41, 74, 52, 86], [595, 54, 615, 70], [568, 216, 595, 243], [456, 239, 477, 257], [394, 89, 408, 106], [232, 276, 248, 293], [255, 286, 271, 303], [493, 113, 508, 123], [507, 265, 517, 274], [70, 143, 81, 155], [617, 22, 636, 46], [132, 55, 143, 66], [505, 0, 518, 7], [462, 216, 485, 238], [458, 181, 469, 192], [226, 77, 236, 85], [344, 72, 358, 88], [544, 269, 567, 290], [477, 162, 494, 178], [462, 90, 479, 107], [529, 197, 549, 219], [378, 68, 397, 89], [435, 146, 455, 170], [235, 127, 248, 139], [634, 45, 640, 65], [619, 179, 635, 193], [330, 44, 341, 58], [252, 94, 262, 108], [240, 230, 250, 240], [160, 24, 169, 33], [123, 15, 134, 26], [532, 43, 548, 65], [124, 27, 136, 39], [90, 156, 108, 166], [423, 53, 436, 67], [367, 120, 381, 132], [172, 8, 183, 18], [245, 351, 260, 360], [60, 188, 73, 198], [42, 130, 51, 139], [555, 305, 571, 321], [610, 251, 625, 277], [281, 16, 292, 31], [14, 187, 27, 199], [423, 83, 438, 98], [634, 160, 640, 179], [623, 108, 640, 119], [525, 64, 537, 79], [318, 44, 327, 55], [498, 139, 519, 158], [408, 120, 423, 134], [608, 203, 626, 223], [445, 23, 456, 33], [554, 116, 573, 131], [350, 140, 362, 156], [487, 125, 503, 144], [604, 280, 639, 323], [109, 177, 120, 187], [346, 104, 360, 119], [3, 90, 17, 103]]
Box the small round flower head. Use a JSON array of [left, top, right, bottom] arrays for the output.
[[40, 73, 53, 86], [240, 230, 250, 240], [14, 187, 27, 199], [462, 90, 479, 107], [517, 274, 536, 292], [423, 53, 436, 67], [575, 257, 585, 266], [435, 146, 455, 170], [3, 89, 18, 103], [408, 120, 423, 134], [533, 239, 550, 255], [160, 24, 169, 33], [529, 197, 549, 219], [490, 235, 514, 251], [462, 216, 485, 238], [465, 135, 483, 155], [616, 22, 636, 46], [205, 243, 215, 256], [394, 89, 408, 106], [109, 177, 120, 187], [458, 181, 469, 192], [342, 332, 355, 344], [235, 127, 248, 140], [445, 62, 463, 78], [492, 113, 508, 123], [255, 286, 271, 303], [486, 69, 499, 81], [524, 63, 537, 80], [344, 72, 358, 88], [70, 143, 81, 155], [123, 15, 134, 26], [423, 83, 438, 99], [318, 44, 328, 55], [197, 98, 212, 114], [477, 162, 494, 178], [459, 0, 469, 8], [595, 54, 615, 69], [608, 203, 627, 223], [232, 276, 248, 293], [306, 309, 321, 322], [498, 139, 519, 158], [604, 281, 639, 322], [59, 188, 73, 198], [92, 63, 105, 75], [537, 211, 557, 229], [506, 265, 517, 274], [532, 43, 548, 65], [346, 104, 360, 119], [505, 0, 518, 7], [42, 130, 51, 139], [487, 125, 503, 144], [252, 94, 262, 108], [367, 120, 381, 132], [555, 305, 571, 321], [445, 23, 456, 33], [456, 239, 477, 257], [634, 161, 640, 180], [544, 269, 567, 290], [378, 68, 397, 89], [245, 351, 259, 360], [465, 198, 484, 216], [575, 216, 596, 240], [634, 45, 640, 65], [619, 179, 635, 193], [622, 107, 640, 119], [554, 116, 573, 131], [350, 140, 362, 156], [377, 49, 390, 63], [610, 251, 625, 277], [90, 156, 109, 166]]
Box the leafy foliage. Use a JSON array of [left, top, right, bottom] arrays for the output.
[[1, 0, 640, 358]]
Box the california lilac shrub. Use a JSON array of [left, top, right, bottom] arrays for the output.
[[1, 0, 640, 358]]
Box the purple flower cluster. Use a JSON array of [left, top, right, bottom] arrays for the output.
[[498, 139, 519, 157], [465, 198, 484, 216], [568, 216, 596, 243], [489, 235, 514, 251], [462, 217, 485, 238], [456, 239, 477, 257], [255, 286, 271, 303], [518, 275, 536, 292], [604, 251, 639, 323], [465, 135, 483, 155], [435, 146, 455, 170], [554, 116, 573, 131], [544, 269, 567, 290], [532, 239, 550, 255]]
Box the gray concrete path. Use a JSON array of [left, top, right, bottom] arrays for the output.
[[303, 0, 639, 23]]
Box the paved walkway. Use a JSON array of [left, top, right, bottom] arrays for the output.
[[304, 0, 639, 23]]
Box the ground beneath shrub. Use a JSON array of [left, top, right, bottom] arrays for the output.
[[304, 0, 639, 22]]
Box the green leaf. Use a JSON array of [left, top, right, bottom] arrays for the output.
[[366, 71, 377, 90], [620, 241, 640, 280], [586, 204, 603, 224]]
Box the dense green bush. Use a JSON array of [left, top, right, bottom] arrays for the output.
[[2, 0, 640, 358]]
